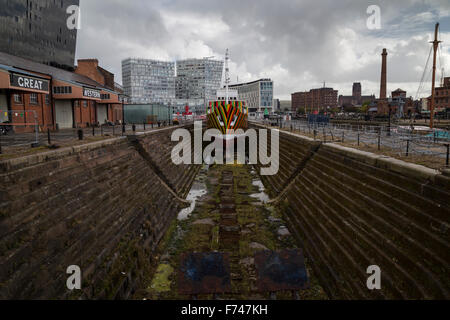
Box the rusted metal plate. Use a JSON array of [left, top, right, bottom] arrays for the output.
[[254, 249, 309, 292], [179, 252, 232, 295]]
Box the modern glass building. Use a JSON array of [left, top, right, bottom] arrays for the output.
[[121, 58, 175, 106], [176, 58, 224, 113], [230, 79, 274, 118]]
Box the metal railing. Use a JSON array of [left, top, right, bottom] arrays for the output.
[[258, 119, 450, 168], [0, 120, 189, 156]]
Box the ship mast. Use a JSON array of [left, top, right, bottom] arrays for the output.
[[430, 23, 441, 130], [225, 49, 230, 105]]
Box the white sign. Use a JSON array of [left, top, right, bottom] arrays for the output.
[[83, 87, 101, 99], [11, 74, 49, 92]]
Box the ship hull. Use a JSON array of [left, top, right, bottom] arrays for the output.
[[207, 101, 248, 134]]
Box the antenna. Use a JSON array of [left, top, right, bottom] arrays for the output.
[[225, 49, 230, 105]]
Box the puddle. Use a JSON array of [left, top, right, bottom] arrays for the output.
[[177, 165, 209, 221], [250, 179, 270, 204]]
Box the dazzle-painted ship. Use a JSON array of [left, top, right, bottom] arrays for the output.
[[207, 49, 248, 134], [207, 100, 248, 134]]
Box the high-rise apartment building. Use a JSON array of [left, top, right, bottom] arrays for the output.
[[175, 58, 223, 114], [176, 58, 224, 113], [121, 58, 176, 105], [0, 0, 79, 69]]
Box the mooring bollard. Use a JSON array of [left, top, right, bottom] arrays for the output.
[[77, 129, 83, 140]]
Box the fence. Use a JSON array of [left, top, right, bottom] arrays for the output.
[[0, 110, 40, 150], [261, 119, 450, 168], [0, 120, 192, 156]]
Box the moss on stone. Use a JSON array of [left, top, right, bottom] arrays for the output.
[[148, 264, 174, 293]]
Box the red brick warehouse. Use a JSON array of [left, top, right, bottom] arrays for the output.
[[0, 52, 124, 133]]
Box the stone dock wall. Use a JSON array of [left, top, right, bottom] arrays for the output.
[[252, 124, 450, 299], [0, 125, 199, 299]]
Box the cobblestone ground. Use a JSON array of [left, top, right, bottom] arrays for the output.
[[137, 163, 327, 300]]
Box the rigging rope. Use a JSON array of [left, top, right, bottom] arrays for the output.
[[415, 45, 433, 101]]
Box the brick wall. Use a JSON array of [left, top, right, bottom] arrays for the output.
[[10, 91, 54, 133], [75, 59, 104, 86], [0, 125, 199, 299], [73, 100, 97, 128], [108, 103, 123, 124], [252, 125, 450, 299]]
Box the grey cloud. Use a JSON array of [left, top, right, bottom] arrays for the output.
[[75, 0, 449, 99]]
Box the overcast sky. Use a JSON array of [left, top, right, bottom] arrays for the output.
[[75, 0, 450, 100]]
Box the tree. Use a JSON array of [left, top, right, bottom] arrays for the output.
[[296, 107, 306, 115]]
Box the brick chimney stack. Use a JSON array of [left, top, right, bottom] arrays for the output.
[[380, 48, 388, 99]]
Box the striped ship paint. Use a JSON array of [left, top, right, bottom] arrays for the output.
[[207, 100, 248, 134]]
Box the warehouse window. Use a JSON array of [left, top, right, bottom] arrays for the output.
[[14, 94, 23, 104], [30, 93, 38, 104], [53, 86, 72, 94]]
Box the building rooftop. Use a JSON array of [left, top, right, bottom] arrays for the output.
[[229, 78, 272, 87], [0, 51, 116, 92]]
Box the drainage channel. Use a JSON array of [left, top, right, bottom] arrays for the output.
[[138, 164, 327, 300]]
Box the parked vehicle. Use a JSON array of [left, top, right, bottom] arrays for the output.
[[0, 121, 11, 135]]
